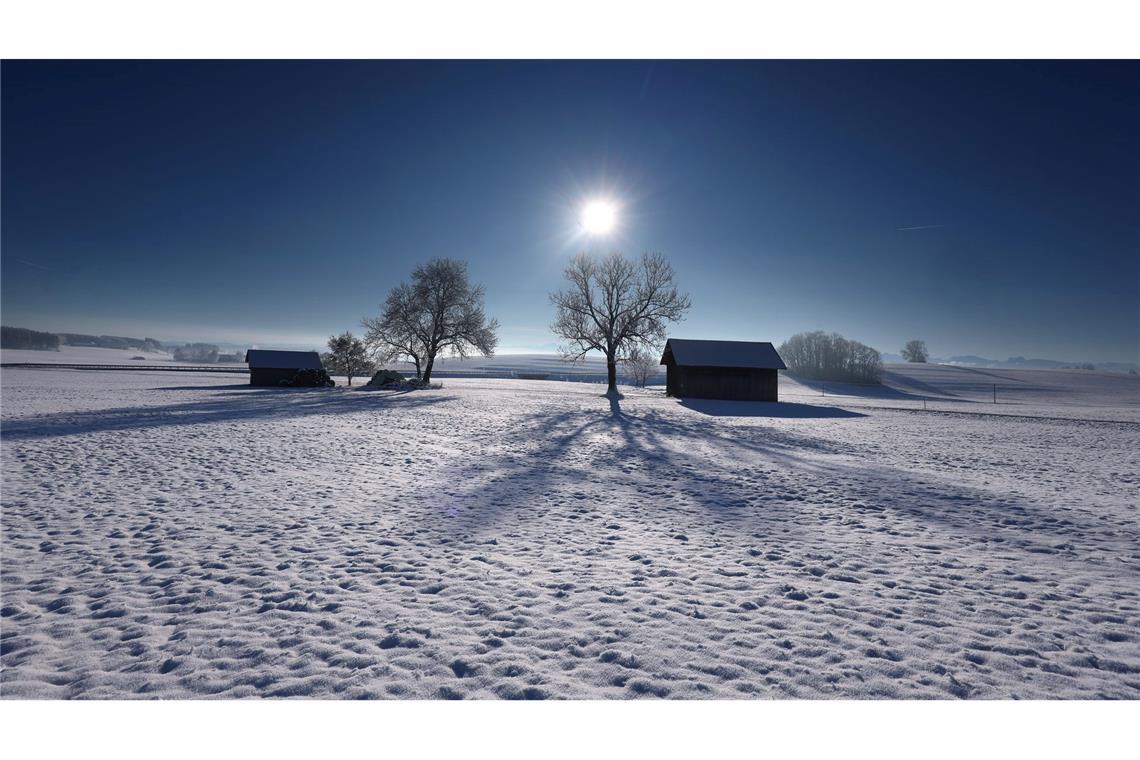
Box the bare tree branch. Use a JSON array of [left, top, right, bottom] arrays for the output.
[[550, 251, 690, 394], [322, 331, 374, 387], [362, 259, 498, 383]]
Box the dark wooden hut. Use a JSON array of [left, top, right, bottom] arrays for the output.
[[245, 349, 323, 386], [659, 338, 787, 401]]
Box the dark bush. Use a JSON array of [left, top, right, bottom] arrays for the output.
[[279, 368, 335, 387], [366, 369, 405, 387]]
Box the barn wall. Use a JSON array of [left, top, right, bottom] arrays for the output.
[[249, 368, 298, 386], [668, 366, 778, 401]]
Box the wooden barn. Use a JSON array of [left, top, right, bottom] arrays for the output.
[[659, 338, 787, 401], [245, 349, 323, 386]]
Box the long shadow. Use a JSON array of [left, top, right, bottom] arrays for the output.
[[421, 391, 857, 537], [787, 374, 929, 401], [153, 383, 256, 391], [0, 388, 450, 440], [680, 399, 865, 418], [946, 365, 1029, 383], [879, 370, 963, 400], [417, 392, 1128, 554], [608, 392, 624, 418]]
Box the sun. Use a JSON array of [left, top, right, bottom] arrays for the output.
[[581, 199, 617, 235]]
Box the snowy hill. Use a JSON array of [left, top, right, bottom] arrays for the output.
[[782, 363, 1140, 421]]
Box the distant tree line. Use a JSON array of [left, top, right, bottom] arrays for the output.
[[1, 326, 60, 351], [780, 330, 883, 384], [2, 326, 251, 365], [58, 333, 164, 352]]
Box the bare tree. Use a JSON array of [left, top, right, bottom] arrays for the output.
[[322, 331, 374, 386], [362, 282, 428, 379], [550, 252, 690, 395], [362, 259, 498, 383], [625, 345, 659, 387], [901, 339, 929, 363]]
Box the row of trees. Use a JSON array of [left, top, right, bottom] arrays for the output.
[[1, 326, 60, 351], [779, 331, 884, 384], [333, 252, 920, 394], [346, 253, 686, 394]]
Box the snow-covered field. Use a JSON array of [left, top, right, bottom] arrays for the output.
[[1, 346, 177, 365], [2, 366, 1138, 698]]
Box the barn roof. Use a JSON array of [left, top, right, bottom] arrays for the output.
[[245, 349, 322, 370], [660, 339, 787, 370]]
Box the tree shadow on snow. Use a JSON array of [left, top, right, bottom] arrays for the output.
[[0, 387, 450, 440], [421, 393, 855, 538], [787, 375, 936, 401], [419, 392, 1119, 554], [152, 383, 256, 391], [679, 399, 865, 418]]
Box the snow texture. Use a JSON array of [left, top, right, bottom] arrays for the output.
[[2, 346, 177, 364], [1, 364, 1138, 699]]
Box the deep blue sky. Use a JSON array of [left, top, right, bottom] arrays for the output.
[[3, 60, 1137, 361]]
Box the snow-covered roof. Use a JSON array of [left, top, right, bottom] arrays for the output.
[[660, 339, 787, 370], [245, 349, 322, 370]]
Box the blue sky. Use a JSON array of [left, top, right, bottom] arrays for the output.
[[2, 60, 1137, 361]]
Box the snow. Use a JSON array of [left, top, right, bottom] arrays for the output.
[[2, 365, 1138, 698], [2, 345, 177, 364], [781, 364, 1140, 423]]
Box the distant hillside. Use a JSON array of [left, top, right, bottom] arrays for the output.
[[1, 327, 252, 362], [881, 351, 1136, 373], [57, 333, 164, 353], [942, 355, 1138, 373]]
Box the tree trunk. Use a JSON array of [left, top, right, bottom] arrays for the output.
[[606, 356, 617, 395], [422, 355, 435, 384]]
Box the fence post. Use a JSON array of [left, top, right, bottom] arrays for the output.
[[993, 384, 996, 404]]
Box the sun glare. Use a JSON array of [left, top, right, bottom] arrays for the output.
[[581, 199, 617, 235]]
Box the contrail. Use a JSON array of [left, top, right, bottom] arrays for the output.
[[16, 259, 52, 270], [896, 224, 943, 231], [639, 61, 656, 100]]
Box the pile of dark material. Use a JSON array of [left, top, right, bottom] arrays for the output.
[[365, 369, 405, 387], [280, 368, 336, 387]]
